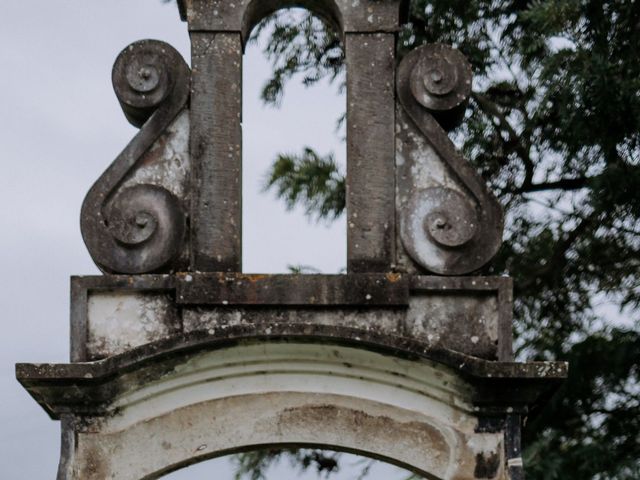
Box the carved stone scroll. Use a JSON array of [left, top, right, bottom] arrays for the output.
[[80, 40, 191, 274], [396, 44, 504, 275]]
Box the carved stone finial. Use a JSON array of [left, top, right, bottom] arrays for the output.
[[397, 44, 504, 275], [80, 40, 190, 274]]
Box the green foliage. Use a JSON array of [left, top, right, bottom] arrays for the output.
[[524, 329, 640, 479], [231, 448, 422, 480], [239, 1, 640, 479], [287, 264, 322, 274], [231, 449, 341, 480], [263, 147, 345, 221], [249, 9, 344, 106]]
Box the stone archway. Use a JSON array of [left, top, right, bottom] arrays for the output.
[[26, 341, 512, 480]]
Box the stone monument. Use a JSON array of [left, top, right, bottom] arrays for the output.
[[17, 1, 566, 479]]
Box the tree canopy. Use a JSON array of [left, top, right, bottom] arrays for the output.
[[235, 1, 640, 479]]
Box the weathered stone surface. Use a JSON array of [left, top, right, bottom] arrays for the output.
[[121, 111, 190, 200], [80, 41, 191, 275], [407, 293, 499, 358], [346, 33, 396, 272], [87, 291, 180, 358], [71, 274, 511, 361], [18, 342, 566, 479], [176, 272, 409, 306], [189, 32, 243, 272], [179, 0, 409, 38], [395, 45, 504, 275]]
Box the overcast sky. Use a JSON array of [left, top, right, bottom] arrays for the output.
[[0, 1, 414, 478]]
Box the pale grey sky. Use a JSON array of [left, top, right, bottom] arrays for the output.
[[0, 1, 412, 478]]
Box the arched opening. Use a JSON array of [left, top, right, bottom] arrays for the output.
[[55, 341, 505, 479], [242, 0, 343, 41], [242, 7, 346, 274], [160, 447, 424, 479]]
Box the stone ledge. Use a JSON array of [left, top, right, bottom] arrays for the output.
[[17, 327, 567, 420], [69, 274, 513, 362]]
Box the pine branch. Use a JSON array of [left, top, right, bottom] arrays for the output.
[[263, 147, 345, 221], [512, 176, 590, 194], [517, 212, 599, 292], [471, 91, 535, 185]]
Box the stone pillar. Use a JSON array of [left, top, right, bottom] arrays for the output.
[[346, 33, 396, 272], [190, 32, 243, 272]]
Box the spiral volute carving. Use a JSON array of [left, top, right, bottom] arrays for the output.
[[409, 43, 472, 130], [420, 187, 477, 248], [81, 40, 190, 274], [104, 185, 186, 273], [397, 44, 504, 275], [113, 41, 176, 127]]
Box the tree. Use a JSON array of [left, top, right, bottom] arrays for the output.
[[233, 1, 640, 479]]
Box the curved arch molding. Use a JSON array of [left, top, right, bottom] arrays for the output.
[[177, 0, 410, 41], [17, 339, 565, 480]]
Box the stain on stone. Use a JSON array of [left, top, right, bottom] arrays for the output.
[[474, 451, 500, 478], [386, 272, 403, 283], [82, 445, 108, 479], [279, 403, 449, 458]]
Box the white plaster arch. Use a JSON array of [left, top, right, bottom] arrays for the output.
[[62, 342, 506, 480]]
